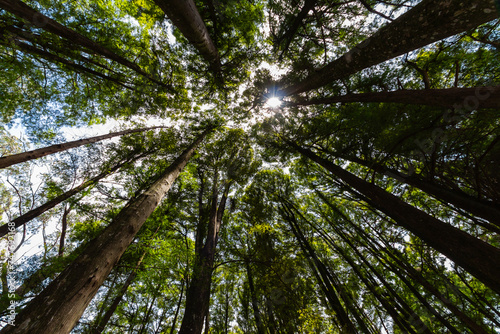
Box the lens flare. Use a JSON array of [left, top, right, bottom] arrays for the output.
[[266, 97, 282, 108]]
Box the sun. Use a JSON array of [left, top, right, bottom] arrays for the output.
[[265, 97, 282, 108]]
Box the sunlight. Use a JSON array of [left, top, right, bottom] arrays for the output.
[[265, 97, 282, 108]]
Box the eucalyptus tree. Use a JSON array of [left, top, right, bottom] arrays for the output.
[[153, 0, 222, 78], [0, 127, 212, 334], [0, 126, 164, 169], [279, 0, 499, 95], [290, 86, 500, 110], [286, 141, 500, 294], [0, 0, 187, 140], [230, 169, 338, 332], [0, 0, 172, 90], [178, 128, 259, 333]]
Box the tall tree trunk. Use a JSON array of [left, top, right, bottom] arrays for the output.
[[317, 194, 493, 333], [323, 209, 459, 333], [326, 229, 416, 333], [0, 0, 172, 90], [3, 24, 122, 75], [178, 181, 231, 334], [330, 219, 433, 334], [0, 129, 210, 334], [168, 279, 185, 334], [289, 142, 500, 295], [153, 0, 222, 77], [91, 271, 137, 334], [281, 205, 358, 333], [0, 126, 161, 169], [371, 240, 489, 333], [335, 153, 500, 226], [0, 157, 132, 238], [291, 86, 500, 110], [283, 200, 376, 334], [91, 251, 147, 334], [275, 0, 317, 60], [0, 39, 135, 91], [245, 260, 265, 334], [137, 291, 158, 334], [281, 0, 498, 96], [58, 205, 70, 257], [0, 246, 84, 315]]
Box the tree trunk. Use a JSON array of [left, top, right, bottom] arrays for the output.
[[335, 218, 460, 333], [331, 220, 433, 334], [282, 206, 357, 333], [337, 154, 500, 226], [289, 142, 500, 295], [281, 0, 498, 95], [0, 129, 210, 334], [291, 86, 500, 110], [245, 260, 265, 334], [168, 279, 185, 334], [137, 291, 158, 334], [178, 181, 230, 334], [0, 157, 131, 238], [326, 229, 415, 333], [91, 271, 137, 334], [0, 246, 83, 316], [153, 0, 222, 76], [0, 126, 161, 169], [0, 0, 172, 90], [283, 200, 375, 334], [275, 0, 317, 60], [58, 206, 70, 257], [325, 200, 493, 334], [0, 38, 135, 90], [91, 251, 147, 334]]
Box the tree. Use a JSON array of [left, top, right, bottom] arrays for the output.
[[178, 129, 259, 333], [290, 86, 500, 110], [280, 0, 498, 95], [0, 127, 163, 169], [0, 128, 211, 334], [0, 0, 173, 90], [153, 0, 221, 76], [287, 141, 500, 294]]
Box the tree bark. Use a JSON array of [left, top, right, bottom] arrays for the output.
[[0, 129, 210, 334], [335, 154, 500, 226], [91, 251, 147, 334], [291, 86, 500, 110], [0, 126, 161, 169], [178, 181, 230, 334], [0, 0, 172, 91], [289, 142, 500, 295], [57, 206, 70, 257], [281, 0, 498, 96], [245, 260, 265, 334], [168, 279, 185, 334], [153, 0, 222, 76], [0, 158, 131, 238]]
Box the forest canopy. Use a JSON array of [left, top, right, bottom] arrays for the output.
[[0, 0, 499, 333]]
